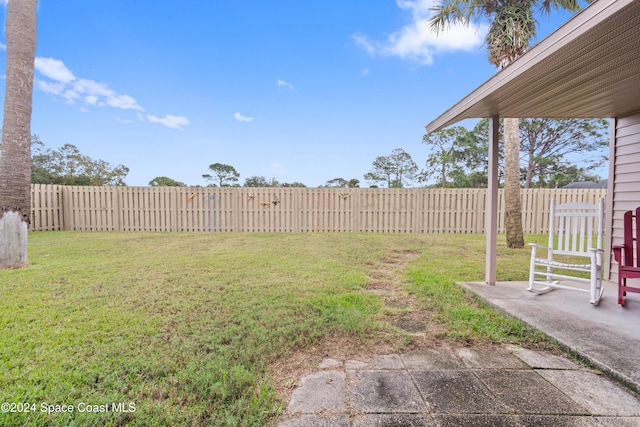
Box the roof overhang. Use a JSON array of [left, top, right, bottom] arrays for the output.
[[426, 0, 640, 133]]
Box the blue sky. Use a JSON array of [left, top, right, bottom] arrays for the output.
[[0, 1, 586, 187]]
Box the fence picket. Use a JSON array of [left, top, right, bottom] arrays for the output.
[[29, 186, 606, 234]]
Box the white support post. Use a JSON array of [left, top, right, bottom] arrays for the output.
[[486, 115, 500, 285]]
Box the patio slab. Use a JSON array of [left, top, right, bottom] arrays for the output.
[[400, 348, 466, 370], [351, 414, 436, 427], [506, 344, 581, 370], [278, 282, 640, 426], [475, 369, 588, 414], [536, 369, 640, 416], [279, 415, 350, 427], [411, 370, 509, 414], [434, 414, 600, 427], [516, 415, 603, 427], [347, 370, 425, 413], [278, 345, 640, 426], [455, 346, 530, 370], [461, 281, 640, 394], [287, 371, 346, 414]]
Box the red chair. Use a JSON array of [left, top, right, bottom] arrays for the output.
[[612, 208, 640, 306]]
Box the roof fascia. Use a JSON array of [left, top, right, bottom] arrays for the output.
[[425, 0, 632, 133]]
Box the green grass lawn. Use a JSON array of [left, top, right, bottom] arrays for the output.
[[1, 232, 550, 426]]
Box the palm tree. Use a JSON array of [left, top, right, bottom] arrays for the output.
[[0, 0, 38, 268], [429, 0, 589, 248]]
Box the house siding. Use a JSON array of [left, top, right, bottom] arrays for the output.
[[608, 113, 640, 282]]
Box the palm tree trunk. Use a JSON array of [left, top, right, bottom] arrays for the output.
[[0, 0, 38, 268], [503, 117, 524, 248]]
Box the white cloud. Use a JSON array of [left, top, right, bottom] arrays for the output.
[[353, 0, 486, 65], [0, 42, 6, 51], [32, 56, 189, 129], [35, 80, 66, 96], [277, 79, 294, 90], [34, 58, 144, 111], [234, 112, 254, 122], [147, 114, 190, 130], [85, 95, 99, 106], [35, 57, 76, 83], [361, 68, 370, 76], [353, 33, 376, 55]]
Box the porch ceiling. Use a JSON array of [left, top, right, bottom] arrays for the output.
[[426, 0, 640, 133]]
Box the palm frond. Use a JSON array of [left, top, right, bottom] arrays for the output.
[[429, 0, 492, 34], [429, 0, 592, 67], [539, 0, 590, 14]]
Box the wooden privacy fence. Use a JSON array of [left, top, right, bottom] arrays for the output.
[[30, 185, 607, 234]]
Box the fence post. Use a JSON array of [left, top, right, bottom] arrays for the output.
[[28, 185, 607, 234]]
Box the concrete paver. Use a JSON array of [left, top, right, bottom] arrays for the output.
[[434, 414, 600, 427], [279, 281, 640, 426], [351, 414, 435, 426], [279, 415, 350, 427], [537, 369, 640, 416], [474, 369, 588, 415], [455, 347, 530, 370], [411, 370, 509, 414], [505, 344, 581, 370], [594, 417, 640, 427], [462, 281, 640, 393], [370, 354, 403, 370], [516, 415, 602, 427], [287, 371, 346, 414], [348, 370, 425, 413], [400, 348, 465, 370], [279, 344, 640, 426]]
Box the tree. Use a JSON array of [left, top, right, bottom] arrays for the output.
[[244, 176, 282, 187], [520, 118, 608, 188], [470, 118, 504, 184], [31, 141, 129, 186], [535, 163, 600, 188], [0, 0, 38, 268], [324, 178, 349, 188], [149, 176, 185, 186], [202, 163, 240, 187], [429, 0, 590, 248], [364, 148, 419, 188], [422, 126, 470, 187], [280, 181, 306, 187], [470, 117, 607, 188], [324, 178, 360, 188], [422, 124, 495, 188], [448, 120, 495, 187], [244, 175, 272, 187], [243, 176, 306, 187]]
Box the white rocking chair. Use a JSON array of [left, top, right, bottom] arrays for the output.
[[528, 198, 605, 305]]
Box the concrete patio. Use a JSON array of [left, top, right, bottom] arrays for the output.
[[462, 280, 640, 394], [278, 281, 640, 427]]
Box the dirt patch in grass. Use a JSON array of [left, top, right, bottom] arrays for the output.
[[391, 312, 429, 334], [267, 248, 446, 405], [268, 332, 397, 404], [267, 243, 559, 417]]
